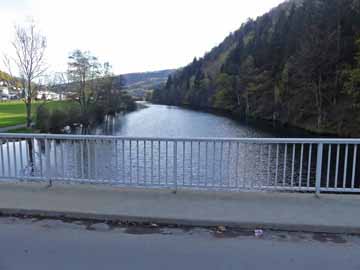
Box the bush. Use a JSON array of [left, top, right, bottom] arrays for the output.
[[36, 103, 82, 133], [120, 93, 136, 111], [93, 104, 106, 123], [36, 105, 51, 132], [67, 105, 81, 125], [35, 93, 136, 133], [49, 109, 68, 133]]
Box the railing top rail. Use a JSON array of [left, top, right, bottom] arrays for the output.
[[0, 133, 360, 144]]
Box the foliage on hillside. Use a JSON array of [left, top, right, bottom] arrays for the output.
[[153, 0, 360, 137], [0, 70, 12, 82], [0, 70, 22, 88]]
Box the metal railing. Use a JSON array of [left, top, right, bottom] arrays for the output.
[[0, 133, 359, 194]]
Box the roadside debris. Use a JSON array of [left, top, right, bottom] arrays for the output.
[[255, 229, 264, 237], [217, 225, 227, 233], [89, 222, 111, 232]]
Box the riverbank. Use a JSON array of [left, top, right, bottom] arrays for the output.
[[1, 182, 360, 234], [0, 100, 74, 129]]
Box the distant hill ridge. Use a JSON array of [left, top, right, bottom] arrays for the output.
[[113, 69, 175, 99], [121, 69, 175, 86]]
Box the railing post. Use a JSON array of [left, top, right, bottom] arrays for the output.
[[173, 141, 177, 193], [315, 143, 323, 196], [45, 138, 52, 187]]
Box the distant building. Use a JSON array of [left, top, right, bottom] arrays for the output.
[[0, 86, 10, 100], [36, 91, 61, 101], [0, 79, 22, 100], [0, 86, 9, 96]]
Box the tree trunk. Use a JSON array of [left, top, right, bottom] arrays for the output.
[[27, 139, 34, 175], [26, 80, 32, 128], [334, 8, 341, 106], [317, 74, 323, 129], [26, 99, 32, 128], [236, 92, 241, 106], [245, 91, 250, 117]]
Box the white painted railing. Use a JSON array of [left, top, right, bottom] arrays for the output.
[[0, 133, 359, 193]]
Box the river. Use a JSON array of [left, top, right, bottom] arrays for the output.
[[88, 102, 311, 138]]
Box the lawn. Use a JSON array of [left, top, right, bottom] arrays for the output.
[[0, 100, 76, 128], [5, 127, 36, 133]]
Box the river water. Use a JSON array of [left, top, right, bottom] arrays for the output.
[[88, 103, 310, 138]]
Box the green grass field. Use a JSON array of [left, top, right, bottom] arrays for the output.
[[0, 100, 76, 128]]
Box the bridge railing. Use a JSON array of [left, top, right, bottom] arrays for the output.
[[0, 133, 359, 194]]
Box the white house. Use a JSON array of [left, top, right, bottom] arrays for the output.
[[0, 86, 9, 96], [36, 91, 61, 101]]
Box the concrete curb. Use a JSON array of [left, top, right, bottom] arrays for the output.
[[1, 208, 360, 235]]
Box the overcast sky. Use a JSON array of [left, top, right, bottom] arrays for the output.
[[0, 0, 285, 75]]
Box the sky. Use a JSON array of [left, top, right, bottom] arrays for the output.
[[0, 0, 285, 75]]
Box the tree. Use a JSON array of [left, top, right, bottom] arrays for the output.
[[343, 38, 360, 106], [4, 21, 47, 127], [213, 73, 236, 110], [46, 72, 69, 101], [289, 18, 338, 129], [66, 50, 133, 130], [67, 50, 101, 128], [96, 62, 124, 115], [237, 56, 256, 116]]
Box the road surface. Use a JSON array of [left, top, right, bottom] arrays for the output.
[[0, 217, 359, 270]]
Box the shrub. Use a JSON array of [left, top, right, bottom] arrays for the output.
[[36, 103, 82, 133], [48, 109, 68, 133], [66, 105, 81, 126], [36, 105, 51, 132]]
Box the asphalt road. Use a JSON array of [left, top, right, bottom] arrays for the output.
[[0, 217, 359, 270]]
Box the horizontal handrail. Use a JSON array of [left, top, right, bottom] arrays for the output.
[[1, 133, 360, 144]]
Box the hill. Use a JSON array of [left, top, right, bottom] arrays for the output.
[[152, 0, 360, 137], [118, 69, 175, 99], [0, 70, 22, 88]]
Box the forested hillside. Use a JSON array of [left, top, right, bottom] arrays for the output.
[[152, 0, 360, 137], [0, 71, 12, 82]]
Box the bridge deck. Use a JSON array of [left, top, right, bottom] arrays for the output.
[[0, 181, 359, 234]]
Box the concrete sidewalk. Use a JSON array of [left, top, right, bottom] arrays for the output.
[[0, 182, 360, 234]]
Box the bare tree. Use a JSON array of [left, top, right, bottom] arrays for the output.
[[45, 72, 69, 101], [67, 50, 108, 129], [4, 21, 47, 127]]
